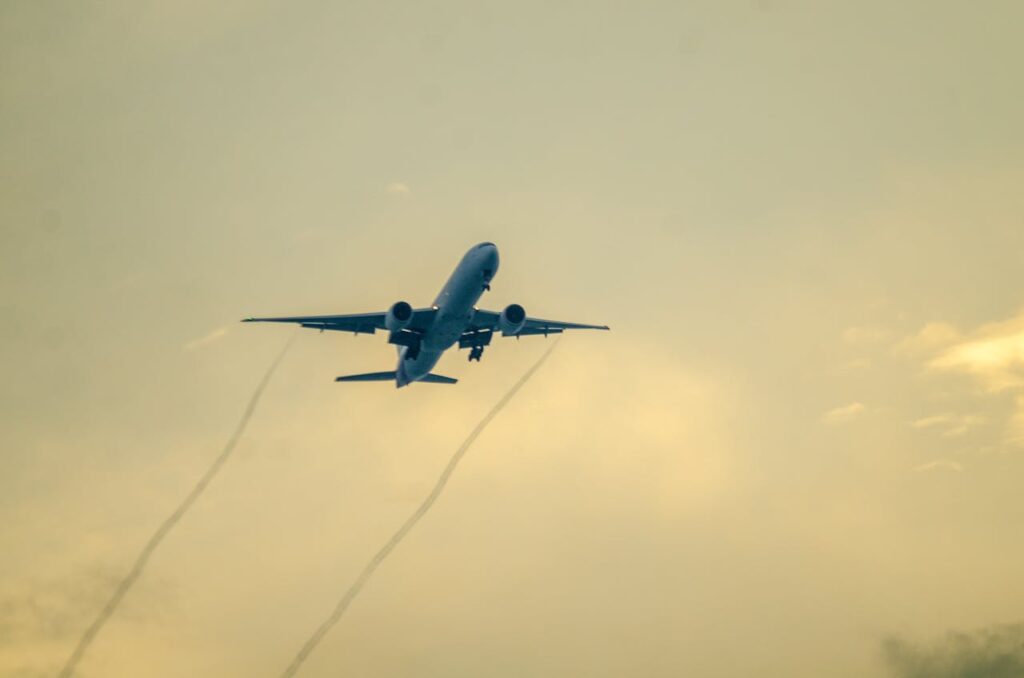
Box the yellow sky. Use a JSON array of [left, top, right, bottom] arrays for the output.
[[2, 2, 1024, 676]]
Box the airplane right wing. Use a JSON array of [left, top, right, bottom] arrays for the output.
[[242, 308, 437, 334], [468, 309, 610, 336]]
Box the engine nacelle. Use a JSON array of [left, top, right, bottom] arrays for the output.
[[385, 301, 413, 332], [499, 303, 527, 335]]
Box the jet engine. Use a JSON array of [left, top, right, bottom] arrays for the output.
[[499, 303, 527, 335], [385, 301, 413, 332]]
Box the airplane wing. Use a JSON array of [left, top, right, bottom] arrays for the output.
[[242, 308, 437, 334], [469, 309, 610, 336]]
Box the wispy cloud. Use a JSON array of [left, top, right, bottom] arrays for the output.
[[909, 413, 986, 438], [0, 568, 172, 677], [1006, 395, 1024, 448], [893, 322, 960, 357], [0, 570, 120, 648], [385, 181, 410, 196], [913, 459, 963, 473], [929, 313, 1024, 392], [900, 310, 1024, 451], [822, 402, 865, 425], [184, 327, 228, 351]]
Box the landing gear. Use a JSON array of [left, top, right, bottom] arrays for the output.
[[388, 330, 421, 360], [459, 329, 492, 362]]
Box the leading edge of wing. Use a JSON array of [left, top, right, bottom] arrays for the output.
[[242, 313, 382, 325], [471, 309, 610, 332], [242, 308, 437, 333], [242, 312, 384, 334], [526, 317, 610, 331]]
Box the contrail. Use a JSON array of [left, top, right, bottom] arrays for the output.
[[57, 334, 296, 678], [279, 340, 560, 678]]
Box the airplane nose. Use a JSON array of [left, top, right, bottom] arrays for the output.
[[468, 242, 499, 278], [483, 248, 499, 277]]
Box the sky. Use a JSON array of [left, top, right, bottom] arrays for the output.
[[2, 1, 1024, 676]]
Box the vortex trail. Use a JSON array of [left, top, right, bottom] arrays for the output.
[[58, 334, 296, 678], [279, 340, 559, 678]]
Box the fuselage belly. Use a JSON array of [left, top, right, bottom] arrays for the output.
[[396, 243, 499, 387]]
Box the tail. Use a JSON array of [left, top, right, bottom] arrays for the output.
[[335, 371, 395, 382], [334, 371, 457, 385], [420, 373, 458, 384]]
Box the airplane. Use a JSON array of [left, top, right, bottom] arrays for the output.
[[243, 242, 609, 387]]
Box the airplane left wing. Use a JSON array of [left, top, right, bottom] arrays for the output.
[[469, 309, 610, 336], [242, 308, 437, 334]]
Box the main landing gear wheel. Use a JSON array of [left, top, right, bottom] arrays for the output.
[[468, 345, 484, 362]]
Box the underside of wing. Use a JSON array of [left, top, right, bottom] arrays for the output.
[[522, 317, 611, 331], [469, 309, 610, 336], [242, 308, 436, 334]]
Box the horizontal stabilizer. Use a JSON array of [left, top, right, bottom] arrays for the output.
[[421, 373, 458, 384], [335, 371, 396, 382]]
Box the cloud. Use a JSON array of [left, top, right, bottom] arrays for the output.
[[1006, 396, 1024, 448], [928, 312, 1024, 392], [912, 460, 963, 473], [385, 182, 411, 196], [894, 322, 960, 357], [901, 311, 1024, 451], [822, 402, 865, 425], [0, 569, 174, 678], [882, 622, 1024, 677], [909, 415, 953, 429], [0, 577, 105, 648], [183, 327, 228, 351], [909, 413, 986, 438], [0, 567, 166, 646]]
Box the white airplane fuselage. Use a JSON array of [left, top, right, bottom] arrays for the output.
[[396, 243, 499, 387]]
